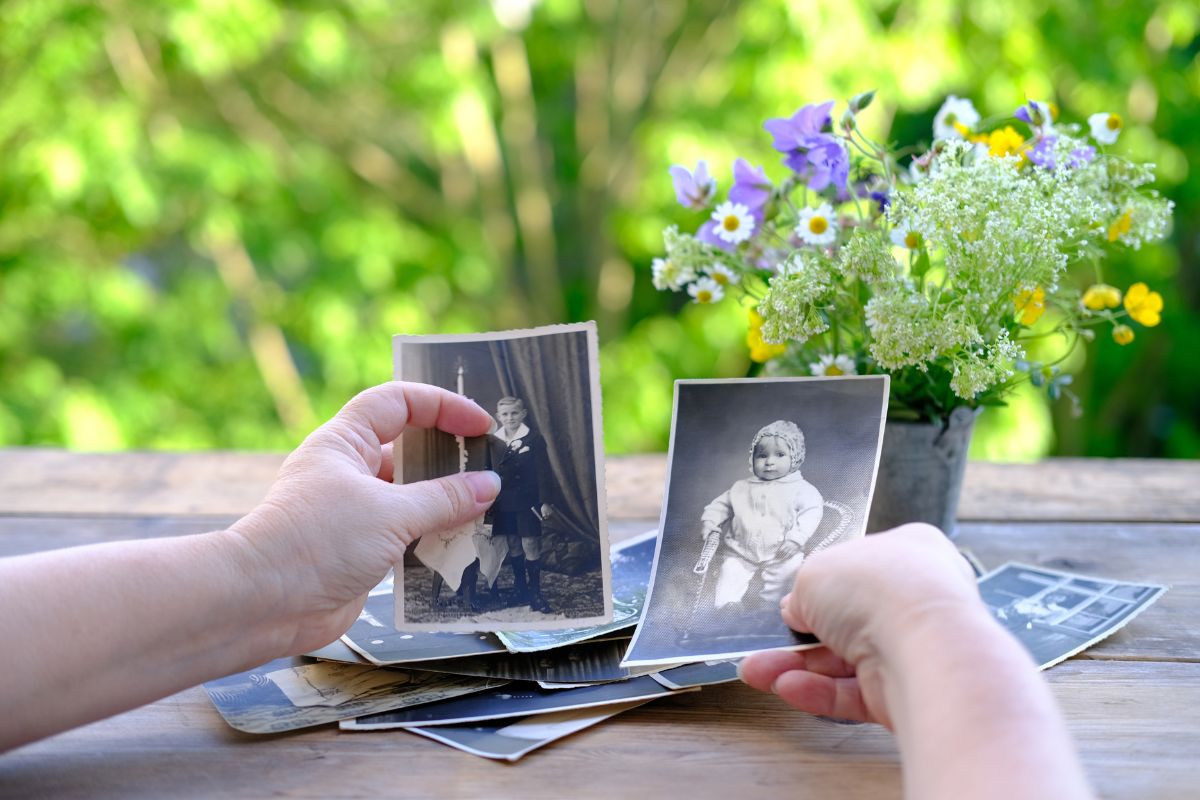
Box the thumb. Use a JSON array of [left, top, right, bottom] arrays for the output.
[[387, 470, 502, 544]]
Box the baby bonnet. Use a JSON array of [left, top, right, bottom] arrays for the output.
[[748, 420, 806, 474]]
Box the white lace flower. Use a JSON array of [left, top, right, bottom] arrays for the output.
[[933, 95, 980, 140], [705, 263, 740, 287], [1088, 112, 1122, 145], [795, 203, 838, 246], [710, 201, 756, 244], [651, 257, 696, 292], [808, 354, 857, 376], [687, 276, 725, 304]]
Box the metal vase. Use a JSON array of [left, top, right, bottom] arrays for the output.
[[866, 406, 978, 537]]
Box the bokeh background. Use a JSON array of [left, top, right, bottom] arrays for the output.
[[1, 0, 1196, 458]]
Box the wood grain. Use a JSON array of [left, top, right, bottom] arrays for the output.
[[3, 449, 1198, 522], [2, 450, 1198, 799], [1, 661, 1196, 799]]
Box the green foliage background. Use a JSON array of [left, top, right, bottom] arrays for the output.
[[1, 0, 1196, 458]]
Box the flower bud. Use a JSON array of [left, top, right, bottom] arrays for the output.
[[849, 90, 876, 113], [840, 108, 857, 132], [1112, 324, 1134, 345]]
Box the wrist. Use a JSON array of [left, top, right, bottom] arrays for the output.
[[218, 510, 298, 660]]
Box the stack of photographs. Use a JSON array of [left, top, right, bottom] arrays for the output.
[[201, 330, 1168, 760]]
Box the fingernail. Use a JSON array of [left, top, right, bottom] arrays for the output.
[[466, 470, 501, 501]]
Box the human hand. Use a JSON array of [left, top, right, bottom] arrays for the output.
[[227, 382, 501, 656], [775, 540, 802, 561], [739, 523, 981, 728], [539, 503, 553, 519]]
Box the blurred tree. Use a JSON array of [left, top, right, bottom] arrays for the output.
[[0, 0, 1195, 457]]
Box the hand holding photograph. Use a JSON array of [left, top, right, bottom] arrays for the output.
[[393, 323, 611, 632], [622, 376, 888, 667]]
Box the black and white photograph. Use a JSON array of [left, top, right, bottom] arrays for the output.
[[202, 656, 506, 734], [978, 562, 1168, 670], [341, 581, 511, 665], [650, 660, 742, 690], [623, 377, 889, 667], [498, 529, 658, 653], [407, 638, 643, 685], [403, 701, 654, 762], [393, 323, 611, 632], [339, 675, 690, 730]]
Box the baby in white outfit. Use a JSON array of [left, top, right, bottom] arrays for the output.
[[701, 420, 824, 609]]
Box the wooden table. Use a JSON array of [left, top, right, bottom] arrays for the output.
[[1, 449, 1198, 798]]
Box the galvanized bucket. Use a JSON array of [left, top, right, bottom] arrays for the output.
[[866, 406, 978, 537]]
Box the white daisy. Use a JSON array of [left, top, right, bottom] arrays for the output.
[[808, 354, 857, 376], [889, 222, 923, 250], [687, 277, 725, 304], [933, 95, 980, 140], [705, 263, 740, 287], [795, 203, 838, 246], [1088, 112, 1122, 145], [710, 201, 756, 245], [651, 257, 696, 292]]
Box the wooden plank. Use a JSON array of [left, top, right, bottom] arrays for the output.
[[956, 522, 1200, 662], [0, 661, 1195, 799], [3, 449, 1198, 523]]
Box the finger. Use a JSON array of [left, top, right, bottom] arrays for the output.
[[342, 382, 494, 446], [771, 671, 874, 723], [780, 591, 814, 634], [377, 443, 395, 483], [740, 647, 854, 692], [382, 471, 501, 545], [739, 650, 810, 692]]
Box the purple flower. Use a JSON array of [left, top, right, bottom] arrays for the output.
[[763, 101, 834, 151], [696, 219, 732, 251], [870, 190, 890, 214], [669, 160, 717, 210], [763, 101, 849, 192], [783, 135, 849, 192], [1027, 136, 1058, 169], [1068, 145, 1095, 168], [1015, 100, 1055, 130], [728, 158, 772, 218]]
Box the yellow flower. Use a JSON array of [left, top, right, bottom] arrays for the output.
[[1112, 324, 1135, 345], [1081, 283, 1122, 311], [1107, 209, 1132, 243], [747, 308, 786, 363], [1123, 282, 1163, 327], [1013, 285, 1046, 326], [984, 126, 1025, 158]]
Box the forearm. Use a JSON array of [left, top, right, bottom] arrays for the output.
[[0, 531, 286, 751], [880, 605, 1094, 800]]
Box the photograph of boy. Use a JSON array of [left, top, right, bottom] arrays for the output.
[[392, 323, 611, 632], [623, 376, 888, 667]]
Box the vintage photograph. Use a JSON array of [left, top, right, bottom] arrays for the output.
[[650, 661, 741, 690], [978, 562, 1168, 669], [341, 583, 511, 665], [403, 702, 653, 762], [340, 676, 689, 729], [202, 656, 504, 735], [623, 377, 889, 667], [497, 529, 658, 652], [407, 639, 642, 685], [393, 323, 611, 631]]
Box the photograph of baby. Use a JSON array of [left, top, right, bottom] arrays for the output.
[[622, 376, 889, 667], [393, 323, 611, 632]]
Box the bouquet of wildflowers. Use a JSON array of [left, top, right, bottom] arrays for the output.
[[652, 92, 1173, 422]]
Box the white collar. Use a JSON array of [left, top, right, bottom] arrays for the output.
[[496, 422, 530, 443]]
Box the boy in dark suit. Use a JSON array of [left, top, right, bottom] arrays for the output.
[[483, 396, 555, 613]]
